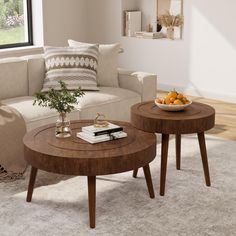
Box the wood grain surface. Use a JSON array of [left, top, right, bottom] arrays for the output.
[[157, 90, 236, 141], [131, 101, 215, 196], [23, 120, 157, 176], [131, 101, 215, 134]]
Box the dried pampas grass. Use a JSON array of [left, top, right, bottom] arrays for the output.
[[158, 11, 184, 28]]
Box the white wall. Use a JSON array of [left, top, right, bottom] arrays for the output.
[[0, 0, 88, 58], [86, 0, 236, 102], [32, 0, 44, 46], [1, 0, 235, 102], [42, 0, 88, 46]]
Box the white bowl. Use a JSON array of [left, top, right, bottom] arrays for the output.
[[155, 100, 192, 111]]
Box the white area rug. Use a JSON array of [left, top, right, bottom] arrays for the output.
[[0, 135, 236, 236]]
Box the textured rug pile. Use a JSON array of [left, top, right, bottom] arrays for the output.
[[0, 135, 236, 236]]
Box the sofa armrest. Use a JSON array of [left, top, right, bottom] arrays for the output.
[[118, 68, 157, 102]]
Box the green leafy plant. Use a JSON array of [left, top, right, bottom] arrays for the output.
[[0, 1, 7, 27], [0, 0, 24, 27], [33, 81, 84, 114]]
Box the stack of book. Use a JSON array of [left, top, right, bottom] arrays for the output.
[[77, 122, 127, 144], [135, 31, 166, 39]]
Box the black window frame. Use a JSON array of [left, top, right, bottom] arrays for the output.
[[0, 0, 33, 49]]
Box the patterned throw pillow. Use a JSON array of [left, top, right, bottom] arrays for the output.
[[42, 45, 99, 92]]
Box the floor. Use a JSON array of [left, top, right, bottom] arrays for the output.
[[157, 91, 236, 141], [1, 93, 235, 235], [2, 134, 236, 235]]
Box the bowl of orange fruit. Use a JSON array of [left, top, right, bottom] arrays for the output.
[[155, 90, 192, 111]]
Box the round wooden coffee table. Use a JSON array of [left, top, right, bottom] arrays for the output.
[[131, 101, 215, 196], [23, 120, 156, 228]]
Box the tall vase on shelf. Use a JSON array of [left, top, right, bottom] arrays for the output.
[[157, 12, 183, 40], [167, 27, 174, 40]]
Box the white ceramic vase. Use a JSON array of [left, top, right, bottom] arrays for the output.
[[167, 27, 175, 40]]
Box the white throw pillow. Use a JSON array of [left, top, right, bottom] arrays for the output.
[[42, 45, 99, 92], [68, 40, 120, 87]]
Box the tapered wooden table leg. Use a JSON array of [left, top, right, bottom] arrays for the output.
[[160, 134, 169, 196], [198, 132, 211, 186], [88, 176, 96, 228], [176, 134, 181, 170], [133, 169, 138, 178], [143, 164, 155, 198], [26, 167, 38, 202]]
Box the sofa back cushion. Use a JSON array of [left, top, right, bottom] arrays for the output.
[[23, 55, 45, 96], [96, 43, 120, 88], [41, 45, 99, 92], [0, 58, 28, 100]]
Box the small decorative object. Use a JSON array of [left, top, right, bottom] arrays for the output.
[[156, 21, 162, 32], [94, 113, 109, 128], [155, 89, 191, 111], [146, 23, 153, 32], [157, 11, 184, 40], [33, 81, 84, 138]]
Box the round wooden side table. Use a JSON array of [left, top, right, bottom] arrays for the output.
[[131, 101, 215, 196], [23, 120, 157, 228]]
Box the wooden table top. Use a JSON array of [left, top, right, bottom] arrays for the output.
[[131, 101, 215, 134], [23, 120, 156, 176]]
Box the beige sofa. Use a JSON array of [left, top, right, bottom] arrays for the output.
[[0, 55, 157, 131]]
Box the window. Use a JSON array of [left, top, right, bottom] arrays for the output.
[[0, 0, 33, 49]]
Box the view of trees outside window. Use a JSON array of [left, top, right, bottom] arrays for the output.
[[0, 0, 29, 46]]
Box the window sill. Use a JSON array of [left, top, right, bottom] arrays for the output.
[[0, 45, 44, 58]]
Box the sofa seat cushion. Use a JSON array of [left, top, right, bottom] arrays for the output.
[[1, 96, 80, 131], [1, 87, 140, 131], [77, 87, 141, 121]]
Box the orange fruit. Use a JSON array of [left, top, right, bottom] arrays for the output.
[[177, 93, 183, 99], [156, 98, 162, 104], [164, 97, 171, 105], [173, 99, 183, 105], [167, 91, 178, 100], [165, 90, 190, 105]]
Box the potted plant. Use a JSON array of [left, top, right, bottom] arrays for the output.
[[33, 81, 84, 138], [157, 11, 184, 40]]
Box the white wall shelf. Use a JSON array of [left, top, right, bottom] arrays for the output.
[[122, 0, 184, 40]]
